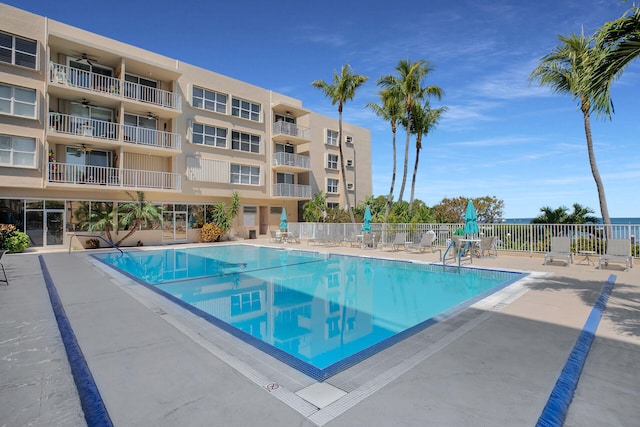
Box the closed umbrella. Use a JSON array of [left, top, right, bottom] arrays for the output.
[[362, 205, 372, 232], [280, 208, 288, 231], [463, 200, 479, 236]]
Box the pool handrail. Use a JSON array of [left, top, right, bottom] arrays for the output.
[[68, 234, 123, 254]]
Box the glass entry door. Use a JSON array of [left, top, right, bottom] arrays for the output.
[[162, 204, 187, 242]]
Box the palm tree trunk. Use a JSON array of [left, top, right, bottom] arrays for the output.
[[338, 104, 356, 224], [582, 103, 611, 227], [115, 219, 141, 247], [397, 116, 411, 202], [409, 136, 422, 214], [385, 125, 397, 218]]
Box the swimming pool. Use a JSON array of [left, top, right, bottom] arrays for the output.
[[94, 245, 525, 380]]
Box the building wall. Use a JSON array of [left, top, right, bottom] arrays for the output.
[[0, 3, 372, 248]]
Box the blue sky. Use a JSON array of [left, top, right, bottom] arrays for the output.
[[9, 0, 639, 218]]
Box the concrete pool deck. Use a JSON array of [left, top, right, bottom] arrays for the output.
[[1, 241, 639, 426]]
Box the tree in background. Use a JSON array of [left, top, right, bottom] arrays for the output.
[[531, 203, 598, 224], [115, 192, 163, 247], [302, 192, 327, 222], [432, 196, 504, 223], [530, 32, 612, 226], [312, 64, 368, 224]]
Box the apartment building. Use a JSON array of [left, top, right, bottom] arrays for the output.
[[0, 4, 371, 248]]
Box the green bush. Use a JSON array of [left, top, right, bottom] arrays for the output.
[[4, 231, 30, 253]]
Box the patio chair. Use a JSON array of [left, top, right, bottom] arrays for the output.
[[480, 236, 497, 258], [406, 231, 442, 260], [544, 237, 573, 266], [361, 232, 377, 250], [0, 250, 8, 285], [380, 232, 407, 252], [598, 239, 633, 271], [269, 230, 282, 243]]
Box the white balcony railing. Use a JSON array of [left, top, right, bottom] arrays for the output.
[[48, 162, 180, 190], [48, 113, 181, 150], [273, 152, 310, 169], [49, 113, 119, 141], [272, 121, 310, 140], [123, 81, 182, 111], [272, 183, 312, 198], [49, 62, 182, 111], [122, 125, 181, 150]]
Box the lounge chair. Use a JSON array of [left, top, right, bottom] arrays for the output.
[[598, 239, 633, 271], [380, 232, 407, 252], [480, 236, 497, 258], [406, 231, 442, 259], [0, 250, 8, 285], [269, 230, 282, 243], [544, 237, 573, 266]]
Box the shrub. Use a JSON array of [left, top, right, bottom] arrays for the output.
[[0, 224, 17, 247], [4, 231, 30, 253], [86, 238, 100, 249], [199, 222, 224, 243]]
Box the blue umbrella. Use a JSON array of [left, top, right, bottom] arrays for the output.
[[280, 208, 288, 230], [362, 205, 372, 232], [463, 200, 479, 236]]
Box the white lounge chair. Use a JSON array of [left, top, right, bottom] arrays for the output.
[[269, 230, 282, 243], [361, 231, 378, 249], [544, 237, 573, 266], [380, 232, 407, 252], [598, 239, 633, 271], [407, 231, 442, 260]]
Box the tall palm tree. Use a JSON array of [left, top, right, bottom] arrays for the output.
[[115, 191, 163, 247], [377, 59, 442, 203], [530, 32, 612, 226], [406, 101, 447, 214], [591, 6, 640, 101], [312, 64, 368, 224], [366, 89, 403, 219]]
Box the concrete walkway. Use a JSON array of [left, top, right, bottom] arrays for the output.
[[1, 242, 638, 426]]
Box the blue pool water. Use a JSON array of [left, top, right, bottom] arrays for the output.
[[94, 245, 525, 380]]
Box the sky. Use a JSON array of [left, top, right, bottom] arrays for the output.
[[7, 0, 639, 218]]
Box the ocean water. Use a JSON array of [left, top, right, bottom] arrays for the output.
[[504, 217, 640, 224]]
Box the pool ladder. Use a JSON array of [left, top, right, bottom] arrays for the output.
[[442, 239, 473, 267]]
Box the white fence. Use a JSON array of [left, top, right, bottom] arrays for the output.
[[287, 222, 639, 257]]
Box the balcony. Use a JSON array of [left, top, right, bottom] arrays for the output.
[[48, 162, 180, 190], [272, 121, 311, 145], [48, 113, 181, 151], [49, 62, 182, 112], [273, 183, 312, 198], [272, 152, 310, 171]]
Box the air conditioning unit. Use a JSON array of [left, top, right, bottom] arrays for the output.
[[347, 183, 354, 190], [346, 136, 353, 144], [346, 159, 353, 167]]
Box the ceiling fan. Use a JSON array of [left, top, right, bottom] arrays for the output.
[[146, 112, 159, 120], [71, 52, 98, 66]]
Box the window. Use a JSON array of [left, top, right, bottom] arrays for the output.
[[0, 134, 36, 168], [326, 129, 338, 146], [243, 206, 257, 226], [231, 164, 260, 185], [327, 178, 339, 194], [192, 123, 227, 148], [193, 86, 227, 114], [327, 202, 339, 209], [346, 159, 353, 167], [346, 136, 353, 144], [0, 84, 37, 118], [231, 131, 260, 153], [231, 291, 261, 316], [327, 154, 339, 170], [0, 32, 37, 69], [231, 97, 261, 122], [347, 183, 354, 190], [276, 172, 294, 184]]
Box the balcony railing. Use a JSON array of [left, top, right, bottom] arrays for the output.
[[123, 81, 182, 111], [48, 113, 181, 150], [49, 62, 182, 111], [272, 121, 310, 140], [122, 124, 181, 150], [49, 113, 119, 141], [48, 162, 180, 190], [272, 183, 311, 198], [273, 152, 310, 169]]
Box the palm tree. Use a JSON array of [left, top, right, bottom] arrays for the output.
[[85, 201, 116, 243], [591, 6, 640, 101], [302, 192, 327, 222], [366, 89, 403, 219], [312, 64, 368, 224], [530, 32, 612, 226], [406, 100, 447, 214], [566, 203, 598, 224], [377, 59, 442, 203], [115, 192, 163, 247], [531, 206, 570, 224]]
